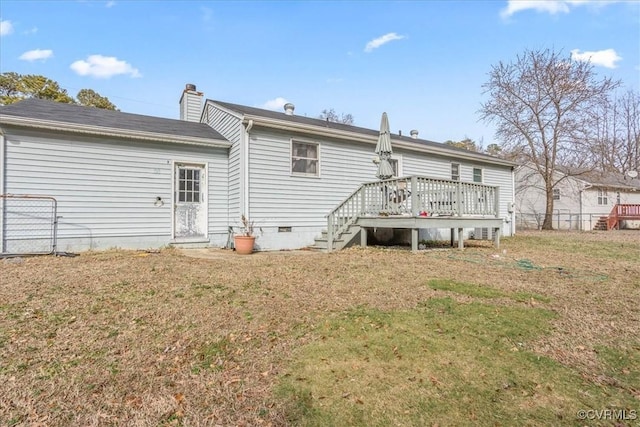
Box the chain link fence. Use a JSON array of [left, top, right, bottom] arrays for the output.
[[517, 211, 640, 231], [1, 195, 58, 257]]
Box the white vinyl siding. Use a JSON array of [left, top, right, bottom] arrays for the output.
[[246, 130, 515, 236], [248, 130, 378, 228], [402, 153, 453, 178], [3, 128, 228, 251], [179, 92, 203, 122], [203, 103, 243, 222]]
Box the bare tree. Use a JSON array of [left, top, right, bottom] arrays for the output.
[[591, 90, 640, 175], [479, 48, 620, 229], [319, 108, 354, 125]]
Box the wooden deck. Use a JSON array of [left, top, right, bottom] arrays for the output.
[[324, 176, 505, 251], [606, 204, 640, 230], [357, 215, 503, 250]]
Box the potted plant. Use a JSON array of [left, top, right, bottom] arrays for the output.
[[234, 214, 257, 255]]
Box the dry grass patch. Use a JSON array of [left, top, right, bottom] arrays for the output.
[[1, 231, 639, 426]]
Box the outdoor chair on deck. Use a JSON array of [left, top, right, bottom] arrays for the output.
[[388, 181, 411, 214]]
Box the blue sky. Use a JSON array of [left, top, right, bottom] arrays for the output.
[[1, 0, 639, 144]]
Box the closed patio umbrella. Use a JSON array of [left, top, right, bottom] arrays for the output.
[[375, 112, 394, 180]]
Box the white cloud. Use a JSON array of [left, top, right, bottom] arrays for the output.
[[500, 0, 620, 18], [106, 1, 116, 8], [571, 48, 622, 68], [201, 6, 213, 21], [1, 19, 14, 36], [261, 97, 289, 111], [23, 27, 38, 35], [364, 32, 405, 53], [70, 54, 141, 78], [19, 49, 53, 61]]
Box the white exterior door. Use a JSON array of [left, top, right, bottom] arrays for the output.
[[174, 163, 207, 240]]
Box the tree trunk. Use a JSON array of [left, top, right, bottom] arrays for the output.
[[542, 181, 555, 230]]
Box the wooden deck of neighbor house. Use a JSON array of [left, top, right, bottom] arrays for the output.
[[595, 204, 640, 230], [314, 176, 506, 251]]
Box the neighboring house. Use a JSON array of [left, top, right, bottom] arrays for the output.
[[0, 84, 517, 254], [515, 163, 640, 230]]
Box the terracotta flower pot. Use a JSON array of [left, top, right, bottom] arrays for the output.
[[234, 235, 255, 255]]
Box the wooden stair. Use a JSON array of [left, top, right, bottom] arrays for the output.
[[309, 224, 362, 252], [596, 204, 640, 230], [594, 217, 608, 230]]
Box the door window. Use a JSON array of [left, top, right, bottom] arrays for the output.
[[178, 167, 200, 203]]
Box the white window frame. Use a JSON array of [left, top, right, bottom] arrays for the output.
[[597, 189, 608, 205], [389, 155, 403, 177], [472, 167, 483, 183], [451, 163, 460, 181], [291, 139, 320, 177]]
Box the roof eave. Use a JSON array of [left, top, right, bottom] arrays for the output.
[[0, 115, 231, 148], [242, 115, 515, 167]]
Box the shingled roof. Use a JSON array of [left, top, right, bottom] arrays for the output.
[[0, 98, 227, 144], [211, 99, 514, 166]]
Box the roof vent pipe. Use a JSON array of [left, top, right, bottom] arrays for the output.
[[410, 129, 419, 139], [284, 103, 295, 115]]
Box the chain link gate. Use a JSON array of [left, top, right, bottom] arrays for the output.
[[1, 195, 58, 257]]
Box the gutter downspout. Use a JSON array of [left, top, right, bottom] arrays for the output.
[[0, 128, 5, 252], [579, 184, 593, 231], [243, 120, 254, 219], [511, 166, 516, 236]]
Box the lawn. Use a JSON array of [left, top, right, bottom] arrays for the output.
[[1, 231, 639, 426]]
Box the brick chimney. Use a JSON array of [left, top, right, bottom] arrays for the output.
[[179, 83, 203, 122]]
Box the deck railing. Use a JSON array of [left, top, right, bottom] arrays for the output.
[[326, 176, 500, 251], [606, 204, 640, 230]]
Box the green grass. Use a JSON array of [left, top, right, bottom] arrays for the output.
[[596, 343, 640, 394], [509, 235, 640, 261], [428, 278, 551, 303], [191, 338, 230, 374], [277, 298, 636, 426]]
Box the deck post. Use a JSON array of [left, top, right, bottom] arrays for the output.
[[458, 228, 464, 249], [360, 226, 367, 248], [450, 229, 454, 247], [411, 228, 418, 252], [493, 227, 501, 248], [494, 187, 500, 218], [411, 176, 419, 216], [456, 183, 463, 216]]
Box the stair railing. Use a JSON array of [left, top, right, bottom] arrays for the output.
[[607, 204, 640, 230]]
